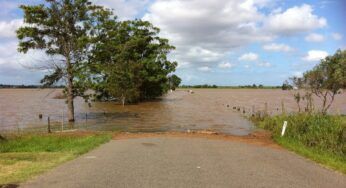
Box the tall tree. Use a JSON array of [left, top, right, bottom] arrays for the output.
[[17, 0, 112, 121]]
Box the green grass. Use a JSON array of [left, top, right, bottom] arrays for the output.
[[251, 114, 346, 174], [0, 133, 111, 185]]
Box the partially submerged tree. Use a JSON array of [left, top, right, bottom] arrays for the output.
[[17, 0, 111, 121], [168, 74, 182, 90], [90, 19, 178, 104], [290, 50, 346, 114], [304, 50, 346, 114]]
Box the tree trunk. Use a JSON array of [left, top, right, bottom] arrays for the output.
[[321, 91, 328, 114], [121, 94, 125, 107], [66, 57, 75, 122]]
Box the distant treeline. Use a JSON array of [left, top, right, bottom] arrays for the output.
[[180, 84, 281, 89], [0, 84, 64, 89]]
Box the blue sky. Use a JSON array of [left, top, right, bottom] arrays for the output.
[[0, 0, 345, 86]]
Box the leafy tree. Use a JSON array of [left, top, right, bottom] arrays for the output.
[[168, 74, 182, 90], [17, 0, 111, 121], [90, 19, 178, 103], [303, 50, 346, 114], [291, 50, 346, 114]]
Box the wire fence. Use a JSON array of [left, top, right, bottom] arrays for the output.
[[0, 112, 112, 134]]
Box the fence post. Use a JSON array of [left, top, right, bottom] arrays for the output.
[[264, 102, 268, 116], [48, 116, 51, 133], [281, 100, 286, 115], [17, 123, 20, 134], [61, 111, 64, 132]]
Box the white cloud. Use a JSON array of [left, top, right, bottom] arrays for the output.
[[305, 33, 325, 42], [218, 62, 235, 69], [91, 0, 150, 20], [176, 61, 191, 69], [0, 19, 23, 38], [143, 1, 330, 70], [143, 0, 273, 66], [238, 52, 258, 61], [257, 62, 272, 67], [262, 43, 294, 52], [331, 33, 343, 40], [303, 50, 328, 62], [0, 39, 49, 84], [198, 66, 211, 72], [185, 47, 223, 63], [292, 71, 303, 77], [266, 4, 327, 35]]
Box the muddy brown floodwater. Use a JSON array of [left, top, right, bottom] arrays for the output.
[[0, 88, 345, 135]]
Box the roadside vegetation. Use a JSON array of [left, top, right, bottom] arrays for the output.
[[251, 50, 346, 174], [0, 133, 111, 185], [252, 114, 346, 173]]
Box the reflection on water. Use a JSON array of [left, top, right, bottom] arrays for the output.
[[1, 89, 345, 135]]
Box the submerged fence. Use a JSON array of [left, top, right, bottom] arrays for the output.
[[0, 112, 117, 134]]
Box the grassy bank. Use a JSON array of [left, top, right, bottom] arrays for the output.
[[0, 133, 111, 185], [251, 114, 346, 174]]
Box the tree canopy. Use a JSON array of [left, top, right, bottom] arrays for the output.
[[89, 19, 178, 104]]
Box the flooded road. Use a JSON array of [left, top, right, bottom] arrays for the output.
[[0, 89, 345, 135]]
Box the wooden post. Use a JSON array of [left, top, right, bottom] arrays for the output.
[[17, 123, 20, 134], [85, 113, 88, 126], [264, 102, 268, 116], [61, 111, 64, 132], [47, 116, 51, 133], [281, 100, 286, 115]]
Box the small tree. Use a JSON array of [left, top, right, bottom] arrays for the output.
[[168, 74, 182, 90], [292, 50, 346, 114], [304, 50, 345, 114], [282, 80, 293, 90]]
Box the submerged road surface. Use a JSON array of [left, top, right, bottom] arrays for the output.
[[22, 137, 346, 188]]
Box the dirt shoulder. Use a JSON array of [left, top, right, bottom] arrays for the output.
[[112, 130, 282, 150]]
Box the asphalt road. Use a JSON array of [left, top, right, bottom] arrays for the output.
[[22, 137, 346, 188]]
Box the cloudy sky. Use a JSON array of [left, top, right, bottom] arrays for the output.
[[0, 0, 345, 85]]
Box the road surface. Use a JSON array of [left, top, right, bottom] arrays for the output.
[[22, 137, 346, 188]]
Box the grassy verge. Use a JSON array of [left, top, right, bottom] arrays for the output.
[[251, 114, 346, 174], [0, 133, 111, 185]]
